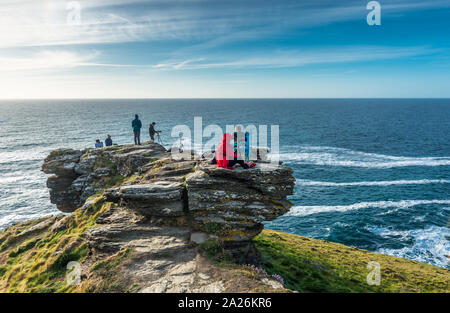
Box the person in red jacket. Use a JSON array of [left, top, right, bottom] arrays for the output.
[[216, 133, 254, 169]]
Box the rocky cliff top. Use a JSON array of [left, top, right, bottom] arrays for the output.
[[2, 143, 448, 293], [32, 142, 295, 292], [42, 143, 294, 245]]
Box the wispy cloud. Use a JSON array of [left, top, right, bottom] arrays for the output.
[[1, 0, 449, 48], [153, 58, 205, 70], [1, 45, 434, 73], [0, 50, 100, 71], [1, 1, 448, 98], [153, 46, 438, 70]]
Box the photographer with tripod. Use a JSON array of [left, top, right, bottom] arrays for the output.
[[149, 122, 162, 144]]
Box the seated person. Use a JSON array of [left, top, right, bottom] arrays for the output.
[[95, 139, 104, 148], [233, 125, 245, 154], [105, 134, 113, 146], [216, 133, 255, 169]]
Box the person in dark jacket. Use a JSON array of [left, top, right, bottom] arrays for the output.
[[132, 114, 142, 145], [105, 134, 113, 146], [149, 122, 156, 143]]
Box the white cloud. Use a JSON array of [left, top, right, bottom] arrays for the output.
[[0, 0, 448, 48], [0, 45, 435, 74], [0, 50, 100, 71], [153, 58, 206, 70], [0, 1, 447, 98], [153, 46, 437, 70]]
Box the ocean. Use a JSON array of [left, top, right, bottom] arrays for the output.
[[0, 99, 449, 268]]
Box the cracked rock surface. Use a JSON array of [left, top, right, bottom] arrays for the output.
[[40, 142, 295, 292], [42, 142, 294, 244]]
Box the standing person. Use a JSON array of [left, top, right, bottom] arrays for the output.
[[132, 114, 142, 145], [105, 134, 113, 147], [149, 122, 156, 143], [95, 139, 104, 148]]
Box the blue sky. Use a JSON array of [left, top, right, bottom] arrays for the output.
[[0, 0, 449, 98]]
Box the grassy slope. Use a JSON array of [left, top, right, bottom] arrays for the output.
[[1, 211, 448, 293], [0, 197, 113, 293], [255, 229, 449, 293]]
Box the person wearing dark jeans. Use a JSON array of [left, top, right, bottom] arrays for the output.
[[228, 158, 249, 169], [132, 114, 142, 145], [134, 131, 140, 145]]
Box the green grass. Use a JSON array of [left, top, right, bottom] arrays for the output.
[[91, 248, 132, 272], [93, 153, 117, 172], [199, 239, 233, 264], [8, 238, 40, 258], [205, 222, 223, 234], [0, 150, 134, 293], [0, 198, 114, 293], [84, 248, 134, 292], [254, 229, 450, 293], [103, 175, 125, 188]]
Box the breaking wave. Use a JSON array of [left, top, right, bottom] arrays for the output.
[[296, 179, 450, 187], [369, 225, 450, 269], [286, 200, 450, 217], [278, 146, 450, 168]]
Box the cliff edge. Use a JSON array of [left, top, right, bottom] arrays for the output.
[[0, 143, 448, 293], [1, 143, 295, 292]]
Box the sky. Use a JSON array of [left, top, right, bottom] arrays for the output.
[[0, 0, 449, 98]]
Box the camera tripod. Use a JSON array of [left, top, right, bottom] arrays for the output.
[[156, 132, 164, 145]]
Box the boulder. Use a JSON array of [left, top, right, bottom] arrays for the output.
[[42, 144, 168, 212], [105, 181, 185, 217], [42, 148, 83, 177], [111, 144, 167, 176], [74, 155, 97, 175], [198, 162, 295, 198], [190, 232, 209, 244], [185, 162, 294, 241]]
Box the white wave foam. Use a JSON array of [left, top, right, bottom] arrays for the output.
[[286, 200, 450, 217], [296, 179, 450, 187], [277, 146, 450, 168], [371, 225, 450, 269], [0, 212, 58, 230], [0, 149, 48, 165]]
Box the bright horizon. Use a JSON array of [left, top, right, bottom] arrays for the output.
[[1, 0, 450, 99], [1, 97, 450, 100]]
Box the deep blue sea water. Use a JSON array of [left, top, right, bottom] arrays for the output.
[[0, 99, 449, 268]]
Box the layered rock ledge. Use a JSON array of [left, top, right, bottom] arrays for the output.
[[42, 143, 294, 252], [17, 142, 295, 292]]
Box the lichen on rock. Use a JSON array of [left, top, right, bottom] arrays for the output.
[[0, 142, 297, 292], [42, 142, 295, 253]]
